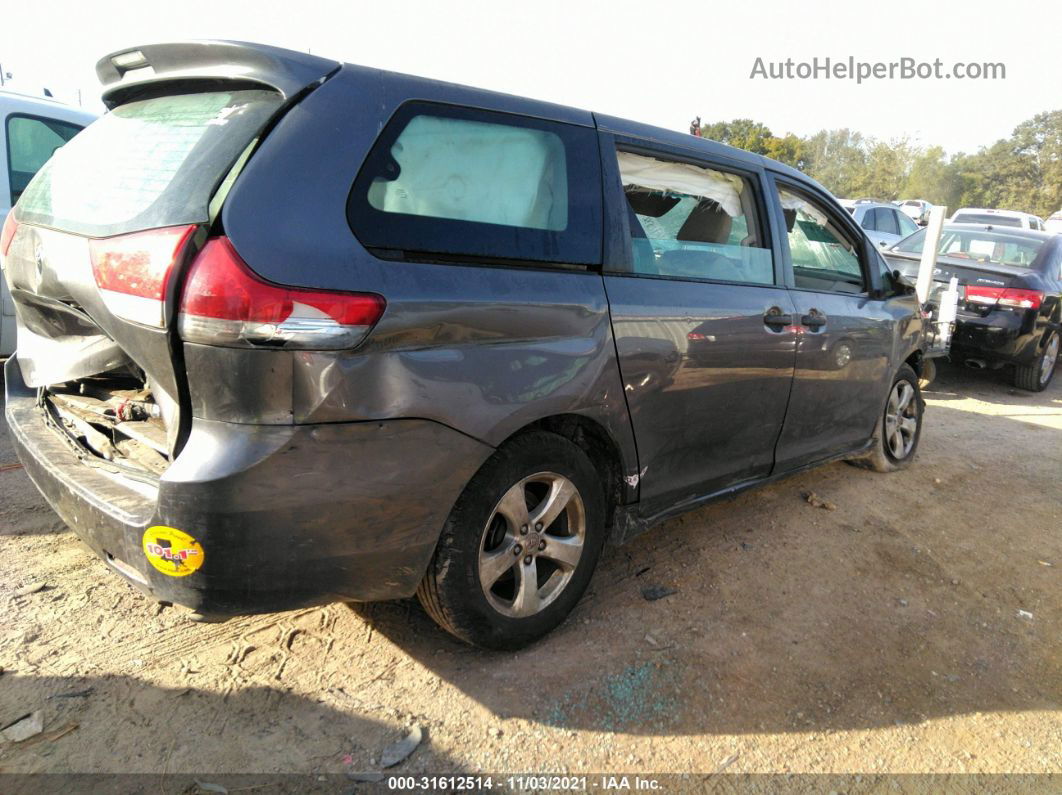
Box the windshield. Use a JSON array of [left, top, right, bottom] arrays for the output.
[[16, 89, 282, 237], [892, 226, 1044, 268]]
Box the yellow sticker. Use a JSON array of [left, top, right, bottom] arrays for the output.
[[142, 526, 204, 577]]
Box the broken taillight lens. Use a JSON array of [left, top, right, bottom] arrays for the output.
[[178, 237, 385, 350], [90, 225, 198, 327]]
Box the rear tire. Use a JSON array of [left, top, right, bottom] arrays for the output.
[[1014, 332, 1058, 392], [417, 431, 605, 650], [849, 364, 923, 473]]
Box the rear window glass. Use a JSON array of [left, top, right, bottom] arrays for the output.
[[952, 213, 1022, 227], [348, 102, 601, 266], [16, 89, 282, 237], [894, 226, 1044, 267]]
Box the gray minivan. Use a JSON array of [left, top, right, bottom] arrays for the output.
[[2, 42, 927, 648]]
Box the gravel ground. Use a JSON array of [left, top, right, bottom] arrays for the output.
[[0, 360, 1059, 787]]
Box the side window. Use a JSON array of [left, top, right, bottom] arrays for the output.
[[876, 208, 900, 236], [860, 208, 878, 231], [896, 210, 918, 237], [615, 150, 773, 284], [6, 114, 82, 205], [778, 186, 867, 294], [347, 102, 601, 266]]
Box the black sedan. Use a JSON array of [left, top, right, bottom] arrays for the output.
[[885, 224, 1061, 391]]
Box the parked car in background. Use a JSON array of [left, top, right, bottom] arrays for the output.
[[950, 208, 1045, 230], [3, 41, 929, 649], [845, 200, 920, 248], [885, 224, 1061, 391], [1045, 211, 1062, 234], [898, 199, 933, 226], [0, 91, 95, 357]]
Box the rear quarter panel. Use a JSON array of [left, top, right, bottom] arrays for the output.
[[217, 66, 640, 494]]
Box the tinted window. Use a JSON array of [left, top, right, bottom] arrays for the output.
[[876, 208, 900, 235], [779, 187, 866, 293], [952, 212, 1022, 227], [348, 102, 601, 266], [16, 90, 281, 237], [616, 150, 773, 284], [5, 114, 82, 205]]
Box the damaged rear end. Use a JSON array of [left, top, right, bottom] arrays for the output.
[[2, 42, 351, 613]]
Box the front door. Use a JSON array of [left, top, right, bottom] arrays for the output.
[[602, 141, 797, 513], [770, 180, 897, 470]]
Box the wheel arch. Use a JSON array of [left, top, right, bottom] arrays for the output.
[[498, 413, 632, 530]]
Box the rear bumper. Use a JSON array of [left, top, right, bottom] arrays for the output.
[[4, 357, 493, 615], [950, 311, 1042, 366]]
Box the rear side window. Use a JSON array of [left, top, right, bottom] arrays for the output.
[[616, 150, 773, 284], [348, 102, 601, 265], [16, 89, 282, 237], [5, 114, 82, 205]]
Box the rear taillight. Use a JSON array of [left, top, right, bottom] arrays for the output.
[[998, 288, 1044, 309], [90, 225, 197, 327], [178, 237, 385, 350], [965, 285, 1043, 310], [1, 212, 19, 258]]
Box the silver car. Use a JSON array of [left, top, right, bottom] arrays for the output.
[[845, 200, 920, 249]]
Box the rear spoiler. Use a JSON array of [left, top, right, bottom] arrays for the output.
[[96, 40, 341, 108]]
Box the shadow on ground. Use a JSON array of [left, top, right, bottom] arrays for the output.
[[354, 360, 1061, 736]]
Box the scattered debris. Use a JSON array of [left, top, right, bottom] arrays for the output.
[[645, 634, 660, 648], [14, 582, 47, 597], [641, 585, 678, 602], [1017, 609, 1033, 620], [897, 598, 909, 608], [1039, 560, 1053, 567], [1, 711, 44, 743], [488, 727, 502, 738], [802, 491, 837, 511], [712, 753, 740, 774], [740, 541, 751, 551], [951, 579, 961, 586], [379, 724, 424, 768], [634, 566, 651, 577]]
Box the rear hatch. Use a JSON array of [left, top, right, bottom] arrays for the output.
[[1, 42, 338, 478]]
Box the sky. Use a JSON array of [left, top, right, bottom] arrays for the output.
[[2, 0, 1059, 155]]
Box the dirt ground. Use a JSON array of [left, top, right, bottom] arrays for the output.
[[0, 360, 1059, 786]]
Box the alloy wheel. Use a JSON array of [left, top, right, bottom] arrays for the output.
[[478, 472, 586, 618], [883, 380, 918, 460]]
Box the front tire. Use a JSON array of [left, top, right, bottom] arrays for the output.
[[1014, 331, 1058, 392], [850, 364, 923, 473], [417, 431, 605, 649]]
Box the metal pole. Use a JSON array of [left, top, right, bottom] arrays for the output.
[[916, 204, 947, 305]]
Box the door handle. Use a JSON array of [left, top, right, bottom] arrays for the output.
[[801, 310, 827, 329], [763, 307, 792, 330]]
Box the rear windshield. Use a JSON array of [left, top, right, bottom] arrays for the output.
[[892, 226, 1045, 268], [15, 89, 282, 237], [951, 212, 1022, 227]]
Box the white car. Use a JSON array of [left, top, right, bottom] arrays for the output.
[[898, 199, 932, 225], [950, 207, 1046, 231], [0, 91, 96, 357], [1045, 212, 1062, 234]]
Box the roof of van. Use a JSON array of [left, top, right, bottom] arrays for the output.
[[96, 40, 831, 197]]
